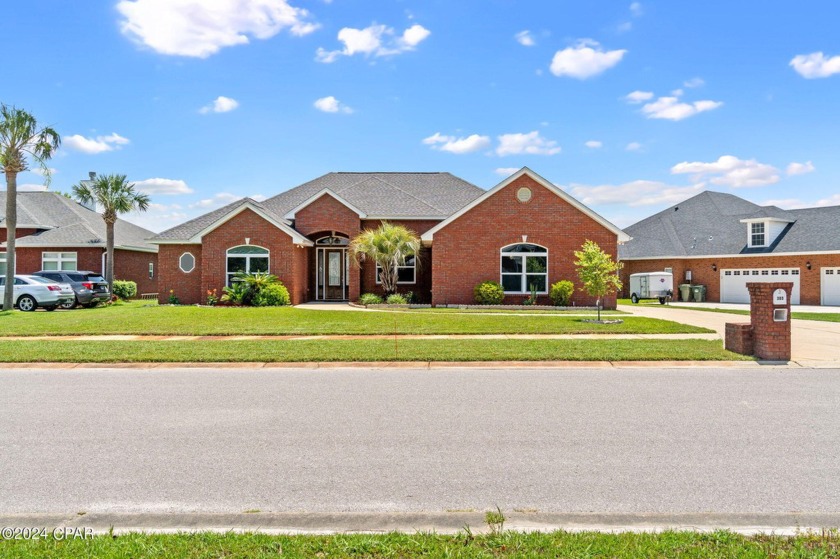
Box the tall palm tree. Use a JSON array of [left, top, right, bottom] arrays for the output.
[[350, 222, 420, 295], [72, 174, 150, 294], [0, 105, 60, 311]]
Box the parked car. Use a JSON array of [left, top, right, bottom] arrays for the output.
[[0, 274, 65, 311], [33, 271, 110, 309], [27, 276, 76, 308]]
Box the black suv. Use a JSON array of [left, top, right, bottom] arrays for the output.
[[33, 271, 110, 309]]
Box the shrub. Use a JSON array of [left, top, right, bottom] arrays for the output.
[[358, 293, 384, 305], [168, 289, 179, 305], [386, 293, 408, 304], [112, 280, 137, 300], [253, 282, 291, 306], [474, 280, 504, 305], [549, 280, 575, 306]]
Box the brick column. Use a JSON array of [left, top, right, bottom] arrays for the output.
[[724, 323, 753, 355], [746, 282, 792, 361]]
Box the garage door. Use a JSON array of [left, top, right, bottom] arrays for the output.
[[822, 268, 840, 306], [720, 268, 800, 304]]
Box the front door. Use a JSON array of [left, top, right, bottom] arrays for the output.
[[317, 248, 347, 300]]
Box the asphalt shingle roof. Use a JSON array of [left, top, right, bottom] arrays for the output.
[[0, 191, 157, 252], [619, 190, 840, 259], [149, 198, 289, 242]]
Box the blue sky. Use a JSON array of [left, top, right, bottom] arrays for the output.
[[3, 0, 840, 231]]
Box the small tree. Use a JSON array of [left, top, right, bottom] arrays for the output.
[[350, 222, 420, 296], [72, 174, 150, 294], [574, 240, 622, 321], [0, 105, 60, 311]]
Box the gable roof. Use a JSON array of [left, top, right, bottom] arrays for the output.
[[421, 167, 631, 243], [148, 198, 312, 246], [283, 189, 367, 219], [619, 190, 840, 259], [262, 172, 484, 219], [0, 191, 157, 252]]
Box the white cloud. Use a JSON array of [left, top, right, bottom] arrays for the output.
[[564, 180, 703, 208], [764, 194, 840, 209], [133, 178, 194, 195], [629, 2, 643, 17], [584, 140, 603, 149], [30, 167, 58, 177], [515, 30, 535, 47], [123, 202, 188, 233], [496, 131, 561, 156], [786, 161, 815, 176], [116, 0, 319, 58], [494, 167, 521, 176], [199, 96, 239, 114], [17, 183, 49, 192], [316, 23, 430, 63], [313, 96, 353, 114], [625, 90, 654, 103], [671, 155, 780, 188], [189, 192, 242, 209], [549, 40, 626, 79], [625, 142, 642, 152], [640, 95, 723, 121], [423, 132, 491, 154], [790, 52, 840, 79], [684, 77, 705, 88], [63, 133, 130, 154]]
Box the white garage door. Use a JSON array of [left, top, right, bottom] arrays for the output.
[[822, 268, 840, 306], [720, 268, 800, 304]]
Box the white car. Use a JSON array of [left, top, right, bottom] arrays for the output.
[[0, 274, 71, 312]]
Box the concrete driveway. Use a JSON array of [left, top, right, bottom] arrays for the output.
[[620, 304, 840, 363]]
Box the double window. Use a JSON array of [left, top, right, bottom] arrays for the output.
[[226, 245, 269, 286], [500, 243, 548, 293], [750, 222, 766, 247], [42, 252, 77, 271], [375, 255, 417, 285]]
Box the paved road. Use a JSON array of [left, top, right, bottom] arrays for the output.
[[1, 366, 839, 514]]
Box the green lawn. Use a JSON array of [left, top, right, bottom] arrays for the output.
[[0, 338, 744, 363], [2, 530, 836, 558], [619, 299, 840, 323], [0, 301, 711, 336]]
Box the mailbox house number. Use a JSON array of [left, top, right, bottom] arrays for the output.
[[773, 289, 787, 306]]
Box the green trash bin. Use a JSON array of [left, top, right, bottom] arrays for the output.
[[691, 285, 706, 303], [679, 284, 692, 302]]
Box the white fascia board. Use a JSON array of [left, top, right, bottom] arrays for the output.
[[283, 189, 367, 220], [364, 215, 447, 221], [421, 167, 631, 243], [739, 217, 794, 224], [620, 250, 840, 261], [189, 202, 314, 247]]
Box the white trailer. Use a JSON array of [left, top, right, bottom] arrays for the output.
[[629, 272, 673, 304]]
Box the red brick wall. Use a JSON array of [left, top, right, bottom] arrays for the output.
[[1, 227, 41, 240], [13, 247, 104, 275], [621, 253, 840, 305], [157, 244, 202, 304], [431, 174, 619, 307], [114, 249, 158, 296]]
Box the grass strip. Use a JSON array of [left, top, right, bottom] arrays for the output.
[[0, 303, 710, 336], [0, 339, 746, 363], [1, 530, 838, 558]]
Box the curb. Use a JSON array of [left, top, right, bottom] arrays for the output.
[[1, 511, 838, 535]]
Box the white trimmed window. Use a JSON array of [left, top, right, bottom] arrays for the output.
[[500, 243, 548, 294], [750, 222, 766, 247], [375, 255, 417, 285], [0, 252, 6, 276], [179, 252, 196, 273], [42, 251, 77, 271], [226, 245, 269, 286]]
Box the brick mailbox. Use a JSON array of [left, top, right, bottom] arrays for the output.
[[725, 282, 793, 361]]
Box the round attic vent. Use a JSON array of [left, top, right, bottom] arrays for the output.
[[517, 187, 532, 203]]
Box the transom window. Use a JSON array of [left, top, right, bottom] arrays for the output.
[[315, 236, 349, 246], [500, 243, 548, 294], [42, 251, 77, 271], [227, 245, 269, 286], [750, 222, 766, 247], [376, 255, 417, 285], [179, 252, 196, 273]]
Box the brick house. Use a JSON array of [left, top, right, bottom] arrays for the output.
[[0, 191, 159, 295], [150, 168, 628, 307], [619, 191, 840, 306]]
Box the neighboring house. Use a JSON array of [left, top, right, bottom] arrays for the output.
[[0, 192, 159, 295], [619, 191, 840, 306], [150, 168, 629, 307]]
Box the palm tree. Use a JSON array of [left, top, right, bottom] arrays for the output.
[[72, 174, 150, 294], [350, 222, 420, 295], [0, 105, 60, 311]]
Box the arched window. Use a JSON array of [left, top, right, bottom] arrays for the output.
[[227, 245, 269, 286], [500, 243, 548, 294]]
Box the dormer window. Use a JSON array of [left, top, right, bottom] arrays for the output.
[[750, 222, 766, 247]]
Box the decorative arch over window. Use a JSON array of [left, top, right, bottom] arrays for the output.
[[315, 236, 349, 246], [226, 245, 269, 286], [500, 243, 548, 294]]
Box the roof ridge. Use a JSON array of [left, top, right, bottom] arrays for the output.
[[368, 176, 442, 213]]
